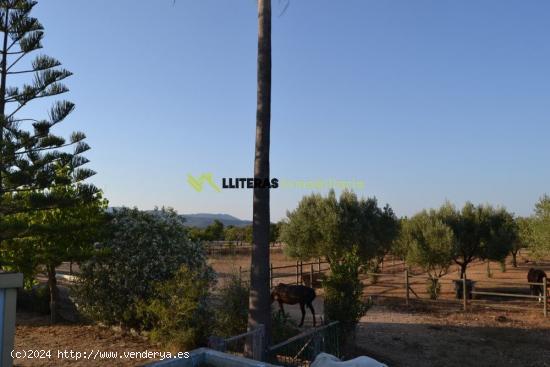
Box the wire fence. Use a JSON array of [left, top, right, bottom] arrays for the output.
[[266, 321, 340, 367], [208, 322, 340, 367], [208, 325, 265, 361]]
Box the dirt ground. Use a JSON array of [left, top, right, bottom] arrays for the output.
[[14, 313, 161, 366], [356, 300, 550, 367], [229, 249, 550, 367], [280, 296, 550, 367], [15, 249, 550, 366]]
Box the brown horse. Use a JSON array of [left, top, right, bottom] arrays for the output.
[[271, 283, 316, 327], [527, 268, 547, 303]]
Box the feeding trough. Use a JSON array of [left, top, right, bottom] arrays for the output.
[[453, 279, 476, 299]]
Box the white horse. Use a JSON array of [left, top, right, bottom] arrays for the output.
[[311, 353, 388, 367]]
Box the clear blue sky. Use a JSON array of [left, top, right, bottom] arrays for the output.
[[31, 0, 550, 221]]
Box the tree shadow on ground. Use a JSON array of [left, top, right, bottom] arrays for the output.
[[354, 320, 550, 367]]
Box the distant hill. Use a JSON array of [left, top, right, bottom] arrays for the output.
[[180, 213, 252, 228], [107, 207, 251, 228]]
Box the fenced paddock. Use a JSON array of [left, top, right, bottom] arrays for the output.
[[233, 255, 549, 317], [362, 266, 549, 317]]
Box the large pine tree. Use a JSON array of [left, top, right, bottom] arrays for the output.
[[0, 0, 96, 243]]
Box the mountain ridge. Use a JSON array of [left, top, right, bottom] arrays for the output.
[[107, 207, 251, 228]]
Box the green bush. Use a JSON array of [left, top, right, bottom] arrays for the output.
[[212, 276, 300, 345], [137, 265, 215, 351], [73, 208, 209, 328], [323, 249, 369, 342], [213, 275, 249, 337], [17, 285, 50, 314]]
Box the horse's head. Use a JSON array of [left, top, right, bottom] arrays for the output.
[[271, 283, 288, 303]]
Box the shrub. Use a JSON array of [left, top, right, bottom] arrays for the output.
[[17, 285, 50, 314], [137, 265, 215, 351], [213, 275, 249, 337], [212, 276, 300, 345], [73, 207, 209, 327], [323, 249, 369, 342]]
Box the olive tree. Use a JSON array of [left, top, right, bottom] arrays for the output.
[[512, 217, 532, 267], [280, 190, 398, 265], [529, 195, 550, 259], [281, 190, 396, 337], [437, 202, 515, 278], [402, 211, 454, 299]]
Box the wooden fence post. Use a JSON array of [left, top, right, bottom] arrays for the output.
[[296, 261, 299, 285], [462, 276, 468, 311], [405, 268, 409, 306], [300, 261, 303, 285], [239, 266, 242, 286], [310, 264, 314, 288], [318, 257, 322, 274], [270, 263, 273, 289], [544, 277, 548, 317], [252, 324, 265, 361]]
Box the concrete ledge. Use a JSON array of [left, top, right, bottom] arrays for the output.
[[148, 348, 279, 367], [0, 273, 23, 289]]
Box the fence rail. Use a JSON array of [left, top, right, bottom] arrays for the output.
[[209, 322, 340, 367], [363, 269, 548, 317], [208, 324, 265, 361], [239, 259, 331, 288], [206, 241, 283, 256]]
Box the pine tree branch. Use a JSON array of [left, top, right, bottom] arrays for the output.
[[7, 68, 36, 74], [10, 118, 39, 123], [14, 140, 77, 155], [7, 85, 68, 119], [4, 49, 26, 54], [5, 88, 67, 103], [3, 180, 93, 194], [6, 49, 25, 71], [6, 36, 22, 52]]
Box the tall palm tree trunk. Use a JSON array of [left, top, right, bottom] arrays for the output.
[[248, 0, 272, 352]]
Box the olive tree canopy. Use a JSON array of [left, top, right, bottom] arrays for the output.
[[281, 190, 399, 265]]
